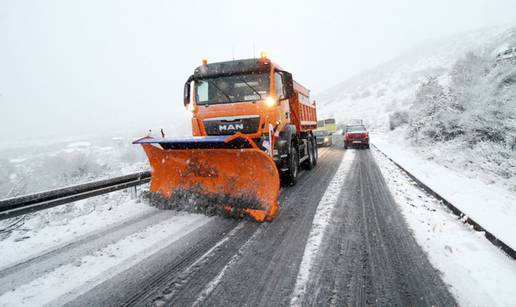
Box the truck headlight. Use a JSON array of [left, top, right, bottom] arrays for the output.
[[324, 137, 329, 142], [265, 96, 276, 107]]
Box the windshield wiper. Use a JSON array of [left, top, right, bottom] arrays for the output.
[[236, 75, 263, 100], [205, 80, 232, 104]]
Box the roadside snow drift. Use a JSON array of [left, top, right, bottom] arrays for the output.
[[373, 148, 516, 306], [373, 136, 516, 253]]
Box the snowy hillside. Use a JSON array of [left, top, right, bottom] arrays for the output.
[[0, 123, 194, 198], [317, 26, 516, 125], [0, 134, 148, 198], [317, 25, 516, 191]]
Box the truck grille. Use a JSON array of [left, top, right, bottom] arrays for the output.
[[204, 116, 260, 135]]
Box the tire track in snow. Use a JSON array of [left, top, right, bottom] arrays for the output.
[[0, 213, 211, 307], [0, 209, 167, 295], [290, 150, 355, 306], [190, 224, 265, 307]]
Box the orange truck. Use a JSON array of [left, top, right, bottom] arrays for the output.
[[134, 54, 318, 221]]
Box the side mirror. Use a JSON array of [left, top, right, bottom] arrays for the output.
[[281, 71, 294, 99], [183, 75, 193, 107]]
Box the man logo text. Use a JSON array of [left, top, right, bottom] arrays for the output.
[[219, 124, 244, 131]]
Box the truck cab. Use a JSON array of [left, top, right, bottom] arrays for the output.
[[184, 57, 299, 138]]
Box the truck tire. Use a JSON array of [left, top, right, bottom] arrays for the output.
[[302, 138, 316, 170], [282, 142, 299, 186], [312, 137, 318, 166]]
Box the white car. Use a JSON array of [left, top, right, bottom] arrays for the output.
[[314, 130, 333, 147]]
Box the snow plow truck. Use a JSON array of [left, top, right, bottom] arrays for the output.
[[134, 53, 318, 222]]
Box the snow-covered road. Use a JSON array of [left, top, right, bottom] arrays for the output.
[[0, 144, 514, 306], [0, 212, 210, 306]]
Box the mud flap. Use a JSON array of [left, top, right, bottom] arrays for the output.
[[133, 134, 280, 222]]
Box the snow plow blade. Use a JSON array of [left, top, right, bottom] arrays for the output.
[[133, 134, 280, 222]]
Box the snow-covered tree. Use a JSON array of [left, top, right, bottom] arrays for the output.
[[407, 51, 516, 181]]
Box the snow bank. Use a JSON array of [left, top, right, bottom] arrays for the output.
[[373, 135, 516, 253], [373, 148, 516, 307]]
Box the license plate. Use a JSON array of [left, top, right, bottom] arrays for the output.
[[352, 141, 362, 144]]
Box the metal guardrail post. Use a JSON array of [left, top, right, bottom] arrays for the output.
[[130, 186, 137, 200]]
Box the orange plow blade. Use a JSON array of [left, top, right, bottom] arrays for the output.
[[133, 135, 280, 222]]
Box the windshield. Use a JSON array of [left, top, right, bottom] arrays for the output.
[[195, 73, 269, 105], [347, 126, 367, 132], [314, 131, 329, 136]]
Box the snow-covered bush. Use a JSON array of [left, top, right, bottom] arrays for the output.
[[409, 52, 515, 145], [118, 144, 146, 164], [389, 111, 410, 131], [408, 76, 460, 142], [1, 151, 106, 197], [407, 52, 516, 184], [38, 151, 105, 185]]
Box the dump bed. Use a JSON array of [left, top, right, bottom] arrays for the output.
[[291, 81, 317, 132]]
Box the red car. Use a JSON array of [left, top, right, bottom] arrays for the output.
[[344, 125, 369, 149]]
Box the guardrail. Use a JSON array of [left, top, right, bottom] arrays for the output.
[[0, 171, 151, 221], [372, 144, 516, 260]]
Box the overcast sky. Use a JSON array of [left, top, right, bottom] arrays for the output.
[[1, 0, 516, 143]]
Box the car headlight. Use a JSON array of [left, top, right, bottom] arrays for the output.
[[324, 137, 329, 141]]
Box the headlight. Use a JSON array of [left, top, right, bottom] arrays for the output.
[[265, 96, 276, 107], [324, 137, 329, 141]]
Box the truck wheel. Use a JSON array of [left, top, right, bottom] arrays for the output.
[[282, 143, 299, 186], [302, 139, 315, 170], [344, 142, 348, 150]]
